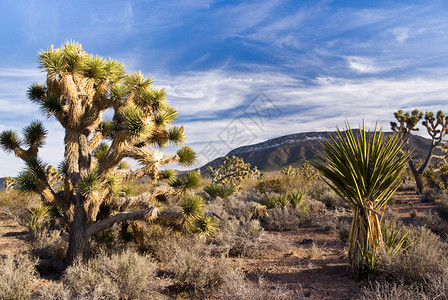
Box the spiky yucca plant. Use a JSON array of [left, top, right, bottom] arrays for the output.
[[313, 123, 409, 278], [0, 42, 197, 265]]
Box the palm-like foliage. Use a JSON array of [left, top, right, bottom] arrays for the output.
[[313, 123, 409, 278]]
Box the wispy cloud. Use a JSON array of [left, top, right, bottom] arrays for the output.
[[345, 57, 387, 74]]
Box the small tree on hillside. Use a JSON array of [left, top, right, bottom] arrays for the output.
[[209, 156, 259, 190], [0, 42, 197, 265], [391, 109, 448, 194]]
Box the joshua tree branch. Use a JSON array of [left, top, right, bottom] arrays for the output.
[[87, 206, 159, 236], [110, 186, 174, 210]]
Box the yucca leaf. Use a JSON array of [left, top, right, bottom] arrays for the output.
[[40, 95, 65, 118], [58, 161, 68, 176], [23, 121, 47, 148], [0, 130, 21, 153], [177, 146, 196, 167], [154, 106, 178, 126], [93, 142, 110, 165], [124, 104, 153, 138], [16, 170, 41, 194], [78, 171, 101, 196], [179, 195, 204, 218], [117, 160, 130, 170], [160, 168, 177, 185], [168, 126, 185, 146], [194, 215, 218, 236], [313, 122, 410, 278], [105, 58, 125, 83], [183, 171, 202, 189], [86, 55, 107, 80], [38, 49, 65, 76], [27, 83, 46, 103], [105, 172, 121, 197], [61, 41, 88, 73], [96, 120, 114, 139], [109, 84, 127, 105], [125, 72, 152, 95]]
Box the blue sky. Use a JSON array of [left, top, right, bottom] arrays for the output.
[[1, 0, 448, 176]]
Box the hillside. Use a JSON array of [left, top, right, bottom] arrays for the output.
[[199, 131, 436, 173]]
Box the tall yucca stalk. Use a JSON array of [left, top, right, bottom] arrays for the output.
[[313, 123, 409, 278]]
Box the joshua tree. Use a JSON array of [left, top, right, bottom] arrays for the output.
[[391, 109, 448, 194], [0, 42, 196, 265], [3, 176, 15, 194], [314, 123, 409, 278], [209, 156, 259, 190]]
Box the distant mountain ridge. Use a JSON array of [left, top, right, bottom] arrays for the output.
[[199, 131, 436, 173]]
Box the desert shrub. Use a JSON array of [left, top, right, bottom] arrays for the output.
[[32, 281, 71, 300], [262, 198, 325, 231], [422, 210, 448, 239], [263, 207, 301, 231], [260, 191, 305, 210], [0, 189, 40, 215], [260, 194, 279, 209], [319, 189, 347, 209], [217, 270, 301, 300], [63, 261, 118, 299], [0, 254, 37, 300], [204, 183, 235, 199], [362, 273, 448, 300], [379, 226, 448, 284], [382, 209, 401, 227], [424, 187, 448, 203], [338, 221, 351, 243], [219, 195, 260, 220], [314, 210, 344, 232], [361, 281, 421, 300], [212, 218, 270, 257], [63, 249, 160, 299], [31, 229, 66, 259], [256, 177, 285, 194], [435, 202, 448, 221], [154, 235, 234, 295], [364, 225, 448, 299]]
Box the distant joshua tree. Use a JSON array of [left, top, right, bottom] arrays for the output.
[[3, 176, 15, 193], [0, 42, 197, 265], [391, 109, 448, 194]]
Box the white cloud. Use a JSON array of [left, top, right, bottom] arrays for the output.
[[345, 56, 386, 74], [391, 27, 410, 43]]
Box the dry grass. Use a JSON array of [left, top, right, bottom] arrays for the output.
[[62, 249, 161, 299], [378, 226, 447, 283], [152, 235, 235, 296], [217, 270, 302, 300], [0, 254, 37, 300]]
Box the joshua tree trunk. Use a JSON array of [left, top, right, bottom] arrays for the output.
[[408, 161, 425, 194], [66, 204, 89, 265]]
